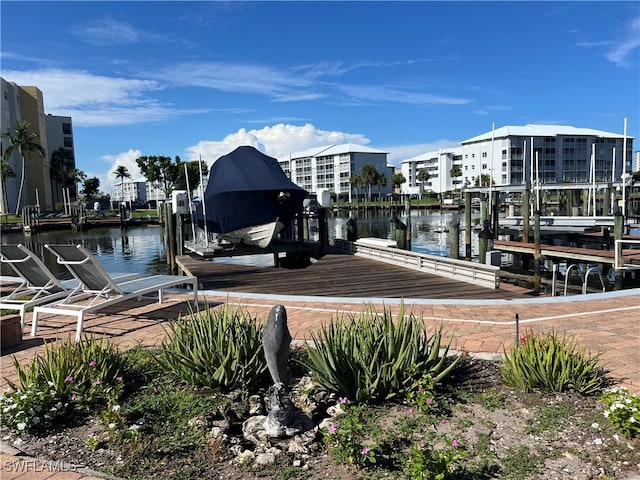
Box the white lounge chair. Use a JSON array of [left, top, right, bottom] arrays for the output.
[[32, 244, 199, 341], [0, 244, 138, 332]]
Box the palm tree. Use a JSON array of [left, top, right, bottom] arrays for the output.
[[416, 168, 431, 197], [114, 165, 131, 206], [1, 120, 46, 214], [50, 147, 74, 206], [1, 159, 16, 214], [66, 168, 87, 203], [360, 164, 380, 202]]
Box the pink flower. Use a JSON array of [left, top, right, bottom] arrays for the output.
[[329, 423, 337, 434], [116, 376, 123, 382], [71, 394, 77, 401], [452, 439, 460, 448], [339, 397, 348, 404], [64, 376, 74, 383], [361, 447, 369, 455], [89, 360, 97, 367], [92, 380, 101, 386], [440, 419, 448, 424], [426, 398, 433, 405], [418, 387, 424, 393], [407, 408, 414, 415]]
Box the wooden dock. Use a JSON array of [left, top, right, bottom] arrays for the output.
[[493, 240, 640, 267], [176, 252, 534, 300]]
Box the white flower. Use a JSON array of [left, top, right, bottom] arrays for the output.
[[108, 422, 116, 429], [128, 424, 140, 431], [47, 381, 54, 387], [591, 422, 600, 430], [593, 438, 603, 445], [16, 422, 26, 431], [111, 404, 121, 412]]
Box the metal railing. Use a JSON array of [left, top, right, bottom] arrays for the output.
[[615, 240, 640, 270], [333, 238, 500, 289]]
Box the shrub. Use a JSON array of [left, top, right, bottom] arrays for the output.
[[501, 329, 608, 395], [305, 303, 460, 403], [601, 386, 640, 437], [8, 336, 126, 408], [323, 401, 377, 468], [404, 439, 466, 480], [154, 303, 267, 390], [0, 384, 65, 432]]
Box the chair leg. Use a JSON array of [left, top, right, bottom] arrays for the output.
[[31, 310, 39, 336], [75, 312, 85, 343]]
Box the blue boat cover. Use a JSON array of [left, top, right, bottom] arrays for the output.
[[195, 146, 307, 234]]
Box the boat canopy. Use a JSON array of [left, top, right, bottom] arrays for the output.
[[195, 146, 307, 234]]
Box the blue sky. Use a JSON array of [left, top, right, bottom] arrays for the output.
[[2, 1, 639, 193]]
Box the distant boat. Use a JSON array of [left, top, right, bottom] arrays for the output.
[[195, 146, 307, 248]]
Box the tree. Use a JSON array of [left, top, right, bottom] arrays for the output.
[[114, 165, 132, 203], [350, 173, 361, 202], [376, 173, 387, 199], [66, 168, 87, 202], [81, 177, 101, 200], [136, 155, 180, 198], [174, 159, 209, 193], [50, 147, 74, 205], [1, 120, 46, 214], [390, 172, 406, 193], [475, 174, 493, 188], [136, 155, 209, 199], [360, 164, 380, 202], [450, 165, 463, 189], [1, 159, 16, 214], [416, 168, 431, 196]]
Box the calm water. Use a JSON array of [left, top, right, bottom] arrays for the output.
[[1, 211, 484, 277]]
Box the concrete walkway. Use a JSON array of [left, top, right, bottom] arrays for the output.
[[1, 287, 639, 479]]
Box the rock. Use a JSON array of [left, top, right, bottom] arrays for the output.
[[255, 452, 276, 465], [242, 416, 269, 444], [248, 394, 264, 415]]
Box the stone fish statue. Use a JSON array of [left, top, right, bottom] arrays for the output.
[[263, 304, 292, 385], [261, 305, 311, 437]]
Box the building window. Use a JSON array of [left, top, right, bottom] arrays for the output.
[[62, 123, 71, 134], [63, 137, 73, 148]]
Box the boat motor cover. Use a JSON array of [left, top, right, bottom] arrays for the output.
[[195, 146, 308, 234]]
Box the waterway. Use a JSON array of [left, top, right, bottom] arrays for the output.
[[1, 210, 484, 277]]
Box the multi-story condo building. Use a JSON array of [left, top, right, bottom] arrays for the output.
[[1, 77, 54, 212], [113, 178, 148, 207], [279, 143, 392, 201], [400, 124, 634, 195], [401, 147, 463, 195]]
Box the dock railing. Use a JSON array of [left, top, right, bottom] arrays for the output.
[[333, 238, 500, 289], [615, 240, 640, 270]]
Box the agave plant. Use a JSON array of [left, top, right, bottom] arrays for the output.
[[154, 303, 268, 391], [501, 329, 609, 395], [305, 303, 460, 403]]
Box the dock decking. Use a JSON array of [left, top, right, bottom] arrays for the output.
[[176, 252, 534, 300]]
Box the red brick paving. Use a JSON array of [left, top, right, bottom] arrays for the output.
[[1, 288, 639, 480]]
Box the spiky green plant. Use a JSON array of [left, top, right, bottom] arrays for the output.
[[305, 303, 461, 403], [9, 335, 125, 404], [501, 329, 608, 395], [154, 303, 268, 390]]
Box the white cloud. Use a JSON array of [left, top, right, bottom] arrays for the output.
[[184, 123, 370, 166], [2, 69, 207, 126], [90, 149, 144, 193], [606, 17, 640, 67], [182, 123, 450, 168], [337, 84, 473, 105], [70, 18, 166, 46]]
